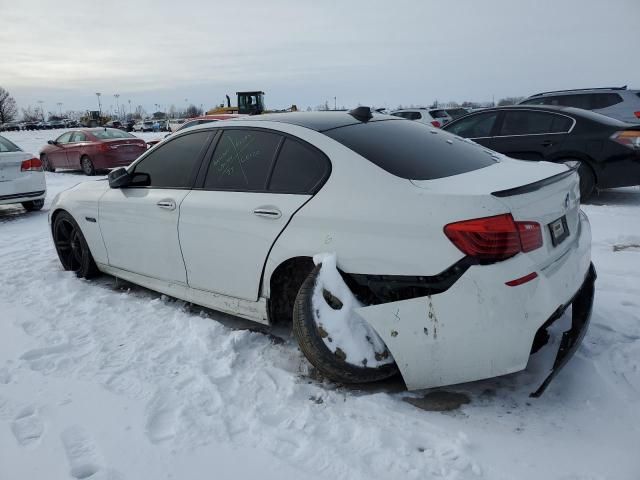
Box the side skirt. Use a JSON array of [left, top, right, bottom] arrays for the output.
[[97, 263, 269, 325]]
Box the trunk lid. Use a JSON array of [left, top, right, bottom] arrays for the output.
[[412, 158, 581, 268], [0, 152, 32, 182]]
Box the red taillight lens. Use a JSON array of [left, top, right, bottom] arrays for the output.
[[444, 214, 542, 263], [20, 157, 43, 172], [517, 221, 543, 252], [634, 111, 640, 119], [431, 120, 441, 128], [611, 130, 640, 150]]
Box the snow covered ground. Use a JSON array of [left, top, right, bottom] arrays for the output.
[[1, 129, 639, 480]]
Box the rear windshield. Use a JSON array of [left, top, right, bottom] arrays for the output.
[[324, 119, 496, 180], [429, 109, 449, 118], [92, 129, 135, 139], [446, 108, 470, 119], [0, 136, 21, 152]]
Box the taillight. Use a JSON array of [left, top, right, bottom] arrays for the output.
[[444, 214, 542, 263], [20, 157, 43, 172], [611, 130, 640, 150], [431, 120, 441, 128], [634, 111, 640, 119]]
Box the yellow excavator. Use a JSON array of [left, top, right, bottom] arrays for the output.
[[207, 91, 297, 115]]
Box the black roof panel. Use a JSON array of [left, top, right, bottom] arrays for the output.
[[248, 111, 403, 132]]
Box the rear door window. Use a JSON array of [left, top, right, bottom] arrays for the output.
[[132, 131, 214, 188], [445, 112, 498, 138], [499, 111, 572, 136], [268, 138, 330, 194], [203, 129, 281, 191], [325, 119, 496, 180]]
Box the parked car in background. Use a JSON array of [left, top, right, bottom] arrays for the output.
[[145, 114, 240, 147], [0, 134, 46, 211], [105, 120, 123, 130], [520, 86, 640, 124], [0, 122, 21, 132], [390, 108, 443, 127], [49, 120, 66, 129], [49, 109, 595, 395], [40, 128, 147, 175], [428, 107, 470, 126], [443, 105, 640, 200], [133, 120, 154, 132]]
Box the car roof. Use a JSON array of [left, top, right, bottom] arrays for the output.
[[527, 86, 636, 97], [448, 104, 632, 127], [243, 111, 403, 132]]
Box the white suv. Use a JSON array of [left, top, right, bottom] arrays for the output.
[[520, 86, 640, 123], [390, 108, 441, 127], [0, 135, 46, 211]]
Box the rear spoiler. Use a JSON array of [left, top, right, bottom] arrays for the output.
[[491, 167, 577, 198]]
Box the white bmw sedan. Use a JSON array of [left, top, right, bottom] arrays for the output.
[[0, 134, 46, 211], [49, 108, 595, 395]]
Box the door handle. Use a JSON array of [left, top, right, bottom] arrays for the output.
[[156, 199, 176, 210], [253, 207, 282, 219], [541, 140, 554, 147]]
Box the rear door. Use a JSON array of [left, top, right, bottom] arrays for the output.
[[179, 128, 330, 300], [490, 110, 573, 161]]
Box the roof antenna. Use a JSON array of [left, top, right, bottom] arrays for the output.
[[348, 106, 373, 122]]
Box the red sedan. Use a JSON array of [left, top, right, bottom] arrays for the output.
[[40, 128, 147, 175]]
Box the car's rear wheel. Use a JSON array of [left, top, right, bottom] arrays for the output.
[[52, 211, 99, 278], [22, 199, 44, 211], [293, 263, 399, 384], [564, 160, 595, 201], [81, 155, 95, 176], [41, 154, 54, 172]]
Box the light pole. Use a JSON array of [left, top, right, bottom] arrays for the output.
[[57, 102, 63, 117], [37, 100, 44, 121], [128, 99, 131, 117], [114, 94, 120, 121], [95, 93, 102, 119]]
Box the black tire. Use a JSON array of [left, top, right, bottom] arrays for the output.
[[41, 154, 55, 172], [292, 264, 399, 384], [22, 199, 44, 211], [52, 211, 99, 278], [563, 160, 595, 201], [81, 155, 95, 176]]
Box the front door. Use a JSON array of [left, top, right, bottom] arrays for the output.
[[65, 131, 90, 168], [179, 129, 330, 301], [48, 131, 73, 168], [98, 130, 215, 283]]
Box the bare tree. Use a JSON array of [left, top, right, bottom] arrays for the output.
[[185, 104, 201, 118], [134, 105, 145, 119], [0, 87, 18, 123], [21, 105, 40, 122]]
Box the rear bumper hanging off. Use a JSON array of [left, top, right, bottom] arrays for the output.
[[530, 262, 597, 397]]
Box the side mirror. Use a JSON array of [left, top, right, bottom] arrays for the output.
[[47, 140, 57, 145], [108, 168, 131, 188]]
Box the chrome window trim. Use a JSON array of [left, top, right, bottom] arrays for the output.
[[466, 109, 576, 140]]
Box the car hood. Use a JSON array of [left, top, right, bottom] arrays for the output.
[[410, 156, 568, 195]]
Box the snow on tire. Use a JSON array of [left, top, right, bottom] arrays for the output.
[[292, 253, 398, 384]]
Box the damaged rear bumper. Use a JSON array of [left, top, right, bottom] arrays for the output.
[[530, 262, 596, 397]]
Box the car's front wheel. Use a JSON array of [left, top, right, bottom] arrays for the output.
[[52, 211, 99, 278], [22, 199, 44, 211], [81, 155, 95, 176], [41, 154, 54, 172], [293, 260, 399, 384]]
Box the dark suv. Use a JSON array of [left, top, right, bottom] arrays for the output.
[[520, 86, 640, 124], [443, 105, 640, 200]]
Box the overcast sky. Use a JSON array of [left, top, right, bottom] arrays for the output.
[[1, 0, 638, 116]]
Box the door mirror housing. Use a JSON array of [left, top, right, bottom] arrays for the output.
[[47, 140, 58, 145], [108, 168, 131, 188]]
